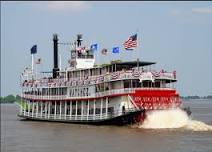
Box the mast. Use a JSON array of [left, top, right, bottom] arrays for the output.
[[59, 54, 62, 70], [31, 54, 34, 74]]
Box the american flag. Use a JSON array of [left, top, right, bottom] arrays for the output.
[[123, 34, 137, 50]]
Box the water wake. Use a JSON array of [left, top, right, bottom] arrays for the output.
[[139, 108, 212, 131]]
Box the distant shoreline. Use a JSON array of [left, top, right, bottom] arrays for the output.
[[181, 95, 212, 100], [0, 94, 21, 104]]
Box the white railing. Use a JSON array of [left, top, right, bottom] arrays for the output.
[[22, 87, 175, 101], [21, 70, 176, 88], [18, 108, 138, 121]]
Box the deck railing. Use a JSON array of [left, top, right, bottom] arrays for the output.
[[18, 108, 139, 121], [22, 87, 175, 100], [21, 70, 176, 88]]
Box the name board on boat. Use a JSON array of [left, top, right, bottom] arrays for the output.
[[139, 72, 154, 82]]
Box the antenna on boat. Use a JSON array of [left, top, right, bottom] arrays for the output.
[[59, 54, 62, 70], [31, 53, 34, 74]]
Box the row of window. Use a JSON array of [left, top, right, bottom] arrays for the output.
[[24, 88, 67, 96], [24, 80, 169, 96], [69, 87, 89, 97], [27, 107, 114, 115]]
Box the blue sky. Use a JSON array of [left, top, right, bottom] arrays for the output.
[[1, 1, 212, 96]]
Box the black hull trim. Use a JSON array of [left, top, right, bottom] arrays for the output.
[[17, 110, 145, 126]]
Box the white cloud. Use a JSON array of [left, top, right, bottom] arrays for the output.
[[46, 1, 90, 12], [170, 10, 181, 16], [192, 7, 212, 14]]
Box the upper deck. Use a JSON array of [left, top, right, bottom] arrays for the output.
[[21, 60, 177, 89]]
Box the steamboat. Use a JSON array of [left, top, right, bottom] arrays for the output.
[[18, 34, 185, 125]]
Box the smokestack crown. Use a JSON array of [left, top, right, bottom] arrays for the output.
[[77, 34, 83, 47]]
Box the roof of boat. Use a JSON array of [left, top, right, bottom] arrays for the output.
[[112, 60, 156, 66], [62, 60, 156, 72]]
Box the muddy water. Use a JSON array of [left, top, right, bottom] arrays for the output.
[[1, 100, 212, 152]]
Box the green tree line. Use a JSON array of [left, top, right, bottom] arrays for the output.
[[0, 94, 21, 104]]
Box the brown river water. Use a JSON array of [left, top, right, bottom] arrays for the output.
[[1, 100, 212, 152]]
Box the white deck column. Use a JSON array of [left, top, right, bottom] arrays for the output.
[[40, 101, 43, 118], [20, 97, 23, 114], [87, 100, 89, 120], [93, 100, 96, 120], [81, 101, 83, 120], [48, 101, 51, 119], [59, 101, 62, 119], [28, 101, 30, 116], [45, 101, 47, 118], [70, 101, 72, 120], [47, 88, 49, 99], [75, 101, 78, 120], [64, 101, 67, 120], [54, 101, 57, 119], [24, 100, 26, 116], [32, 101, 35, 117], [105, 97, 108, 118], [100, 98, 103, 119], [36, 101, 38, 118]]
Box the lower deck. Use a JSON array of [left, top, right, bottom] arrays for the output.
[[18, 95, 140, 124], [18, 88, 182, 125], [18, 108, 144, 125]]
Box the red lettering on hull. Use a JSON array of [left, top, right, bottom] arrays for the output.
[[132, 89, 181, 110]]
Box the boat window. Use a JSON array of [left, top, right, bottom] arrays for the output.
[[77, 109, 81, 115], [95, 108, 100, 114], [77, 49, 94, 59], [99, 68, 102, 75], [124, 80, 131, 88], [132, 80, 140, 88], [90, 69, 93, 76], [105, 83, 110, 90], [108, 107, 114, 114], [72, 110, 76, 115], [72, 101, 76, 105], [154, 81, 161, 88], [95, 83, 104, 92]]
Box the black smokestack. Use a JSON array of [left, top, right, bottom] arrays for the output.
[[53, 34, 59, 78], [77, 34, 82, 47]]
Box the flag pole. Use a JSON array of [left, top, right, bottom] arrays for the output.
[[136, 29, 139, 70], [35, 58, 37, 79], [139, 28, 141, 59], [95, 48, 98, 65], [31, 54, 34, 74]]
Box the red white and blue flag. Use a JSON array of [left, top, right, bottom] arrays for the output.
[[123, 34, 137, 50], [31, 45, 37, 54]]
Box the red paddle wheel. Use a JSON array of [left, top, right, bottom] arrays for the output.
[[131, 89, 181, 123], [133, 89, 181, 110]]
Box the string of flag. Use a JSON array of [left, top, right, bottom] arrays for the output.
[[29, 33, 138, 66], [89, 33, 138, 55]]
